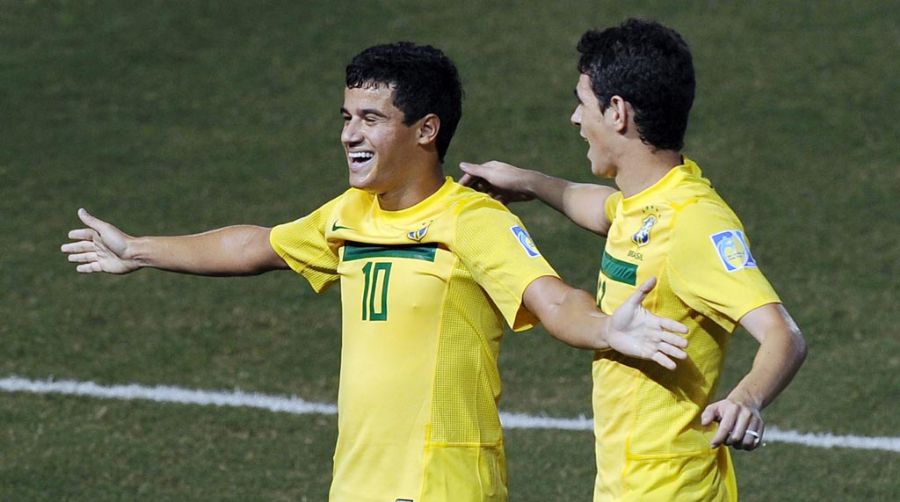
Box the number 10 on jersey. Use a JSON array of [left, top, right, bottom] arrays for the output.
[[361, 261, 392, 321]]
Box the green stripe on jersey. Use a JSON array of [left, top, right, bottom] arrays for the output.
[[601, 251, 637, 285], [343, 242, 438, 262]]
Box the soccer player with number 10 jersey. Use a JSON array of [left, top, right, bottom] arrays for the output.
[[63, 41, 691, 501]]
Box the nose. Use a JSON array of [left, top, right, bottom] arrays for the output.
[[570, 105, 582, 127], [341, 118, 362, 145]]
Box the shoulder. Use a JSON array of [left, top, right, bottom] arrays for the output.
[[667, 161, 742, 233], [662, 163, 753, 251], [273, 188, 360, 231], [446, 180, 511, 213], [672, 191, 743, 235], [668, 189, 760, 272], [442, 181, 538, 251], [440, 181, 519, 227]]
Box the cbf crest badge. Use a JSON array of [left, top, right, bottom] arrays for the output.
[[631, 206, 660, 247], [710, 229, 757, 272]]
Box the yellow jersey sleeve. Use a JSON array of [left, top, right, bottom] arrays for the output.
[[667, 201, 780, 331], [604, 191, 623, 224], [269, 196, 341, 293], [453, 200, 559, 332]]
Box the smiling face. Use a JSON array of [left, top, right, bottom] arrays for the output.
[[340, 84, 422, 195], [570, 74, 617, 178]]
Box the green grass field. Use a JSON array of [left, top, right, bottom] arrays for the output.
[[2, 0, 898, 500]]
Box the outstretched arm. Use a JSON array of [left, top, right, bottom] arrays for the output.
[[701, 303, 807, 450], [61, 208, 288, 276], [523, 276, 689, 370], [459, 161, 616, 236]]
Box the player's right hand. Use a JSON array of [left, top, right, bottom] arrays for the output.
[[61, 208, 140, 274]]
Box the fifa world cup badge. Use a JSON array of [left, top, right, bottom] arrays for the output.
[[510, 225, 540, 257], [710, 229, 758, 272]]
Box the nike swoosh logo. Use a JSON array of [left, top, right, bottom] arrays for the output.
[[331, 221, 353, 232]]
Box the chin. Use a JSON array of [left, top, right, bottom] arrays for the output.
[[348, 169, 373, 190], [590, 164, 615, 179], [349, 179, 372, 192], [348, 175, 382, 194]]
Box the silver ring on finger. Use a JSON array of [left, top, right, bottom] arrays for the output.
[[745, 429, 761, 446]]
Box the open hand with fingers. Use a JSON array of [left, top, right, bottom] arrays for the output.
[[61, 208, 140, 274], [702, 393, 765, 451], [606, 277, 689, 370]]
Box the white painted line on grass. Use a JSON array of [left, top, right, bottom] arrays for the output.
[[500, 411, 593, 431], [760, 427, 900, 452], [0, 375, 336, 415], [2, 375, 897, 452]]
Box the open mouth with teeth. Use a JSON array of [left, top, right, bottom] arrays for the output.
[[348, 151, 375, 167]]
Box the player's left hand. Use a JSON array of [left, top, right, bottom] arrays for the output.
[[701, 393, 765, 450], [459, 161, 535, 205], [606, 277, 689, 370]]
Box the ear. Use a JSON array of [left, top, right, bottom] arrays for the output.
[[607, 95, 629, 133], [417, 113, 441, 146]]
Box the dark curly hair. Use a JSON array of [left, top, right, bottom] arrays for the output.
[[578, 19, 695, 151], [346, 42, 463, 162]]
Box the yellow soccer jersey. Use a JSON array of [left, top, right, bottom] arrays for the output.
[[592, 159, 780, 501], [269, 177, 558, 502]]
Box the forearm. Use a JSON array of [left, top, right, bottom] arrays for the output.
[[129, 225, 283, 276], [727, 326, 807, 409], [523, 172, 612, 235], [551, 288, 612, 349], [520, 170, 570, 212], [524, 276, 688, 367], [528, 280, 611, 350]]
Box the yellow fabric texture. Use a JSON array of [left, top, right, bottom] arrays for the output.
[[592, 159, 779, 501], [270, 178, 557, 502]]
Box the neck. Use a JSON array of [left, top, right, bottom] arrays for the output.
[[614, 148, 683, 198], [377, 162, 444, 211]]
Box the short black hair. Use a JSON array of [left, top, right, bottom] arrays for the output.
[[346, 42, 463, 162], [578, 18, 695, 151]]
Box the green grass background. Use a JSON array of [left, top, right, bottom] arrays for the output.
[[2, 0, 898, 500]]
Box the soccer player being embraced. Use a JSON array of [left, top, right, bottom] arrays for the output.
[[460, 20, 807, 501], [62, 42, 689, 502]]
